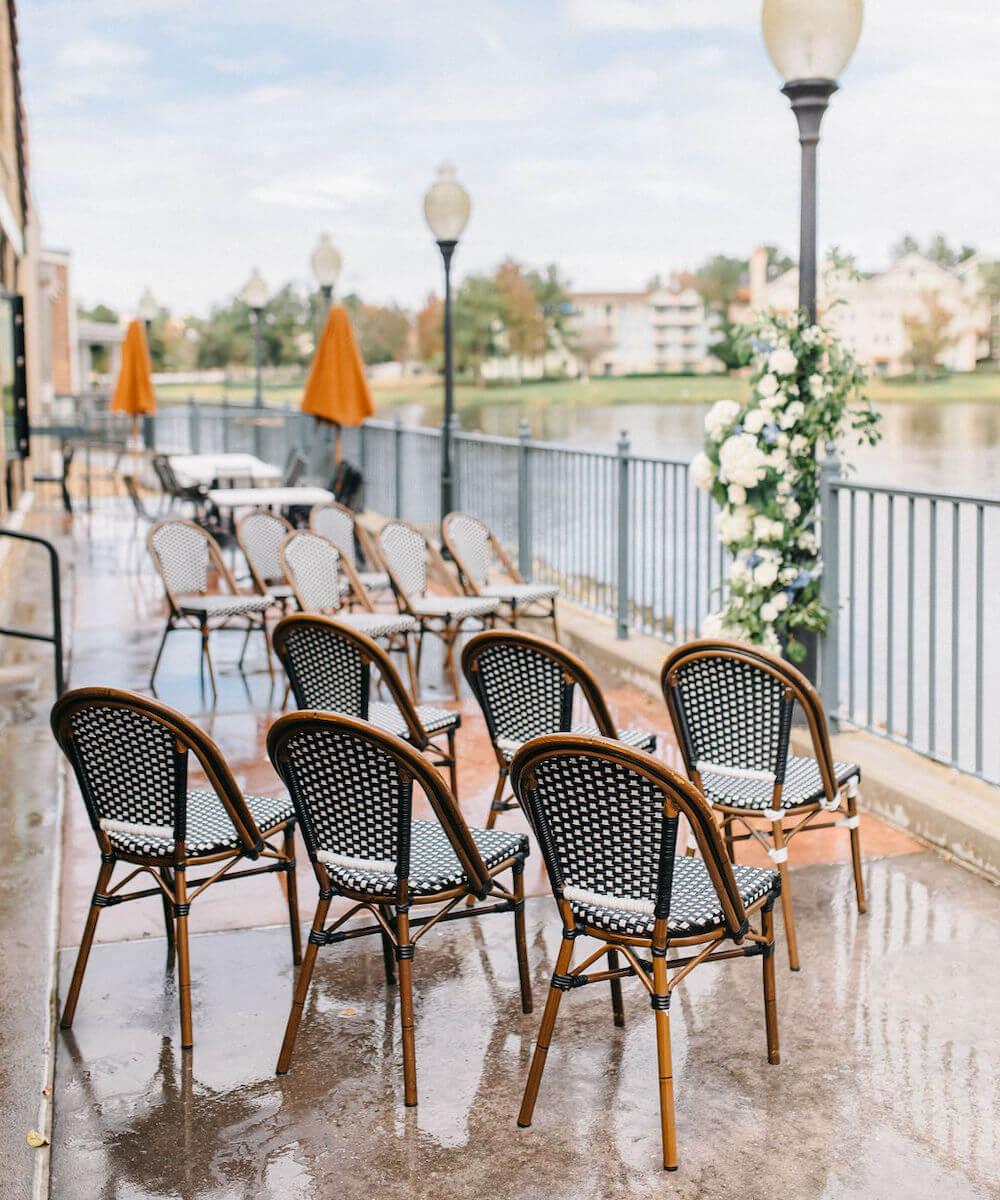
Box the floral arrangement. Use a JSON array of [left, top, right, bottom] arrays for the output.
[[691, 309, 880, 662]]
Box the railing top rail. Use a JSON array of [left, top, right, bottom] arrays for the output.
[[833, 477, 1000, 508]]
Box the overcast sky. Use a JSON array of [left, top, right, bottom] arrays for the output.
[[20, 0, 1000, 317]]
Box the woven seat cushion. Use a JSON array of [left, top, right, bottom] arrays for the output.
[[359, 571, 391, 591], [498, 725, 656, 763], [568, 857, 778, 938], [331, 611, 416, 638], [100, 790, 295, 858], [176, 593, 273, 618], [368, 701, 460, 740], [318, 819, 527, 897], [700, 755, 860, 811], [409, 595, 499, 620], [482, 582, 559, 605]]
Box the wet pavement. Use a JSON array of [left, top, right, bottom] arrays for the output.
[[4, 494, 998, 1197]]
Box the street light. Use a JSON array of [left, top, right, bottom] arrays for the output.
[[762, 0, 862, 322], [424, 161, 470, 529], [137, 287, 157, 338], [240, 268, 269, 407], [311, 233, 342, 311]]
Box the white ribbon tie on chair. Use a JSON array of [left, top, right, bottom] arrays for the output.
[[100, 817, 174, 842], [562, 885, 655, 915], [317, 850, 397, 875], [696, 760, 777, 785]]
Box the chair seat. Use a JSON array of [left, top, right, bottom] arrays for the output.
[[318, 819, 527, 897], [331, 611, 416, 638], [482, 582, 559, 605], [368, 701, 460, 740], [100, 790, 295, 859], [409, 595, 499, 621], [359, 571, 391, 591], [568, 857, 779, 938], [497, 725, 656, 763], [266, 583, 296, 601], [176, 593, 274, 618], [700, 755, 860, 812]]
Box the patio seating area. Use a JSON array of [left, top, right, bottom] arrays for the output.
[[3, 484, 999, 1199]]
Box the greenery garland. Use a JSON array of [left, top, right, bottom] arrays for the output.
[[691, 309, 881, 662]]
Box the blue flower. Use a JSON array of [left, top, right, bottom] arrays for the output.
[[747, 553, 762, 568], [762, 422, 780, 445], [790, 570, 812, 590]]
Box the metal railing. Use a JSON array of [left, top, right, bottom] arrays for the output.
[[0, 529, 65, 696]]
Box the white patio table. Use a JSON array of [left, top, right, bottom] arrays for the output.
[[169, 453, 283, 488], [206, 485, 335, 512]]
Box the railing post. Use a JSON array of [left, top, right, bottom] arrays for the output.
[[449, 412, 461, 513], [393, 412, 403, 519], [819, 443, 841, 730], [616, 428, 630, 639], [83, 405, 93, 513], [517, 418, 532, 579], [188, 395, 200, 453], [359, 419, 367, 477], [222, 396, 230, 452]]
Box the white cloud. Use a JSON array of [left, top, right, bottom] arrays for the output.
[[251, 174, 387, 212], [565, 0, 749, 34]]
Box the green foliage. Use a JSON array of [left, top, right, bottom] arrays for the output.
[[708, 316, 752, 373], [342, 294, 411, 364], [694, 255, 746, 312], [77, 303, 118, 324]]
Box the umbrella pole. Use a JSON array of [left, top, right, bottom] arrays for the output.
[[334, 422, 342, 466]]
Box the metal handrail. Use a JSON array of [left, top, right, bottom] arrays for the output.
[[0, 528, 64, 696]]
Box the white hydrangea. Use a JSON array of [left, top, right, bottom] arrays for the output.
[[743, 408, 767, 435], [778, 400, 805, 430], [797, 529, 817, 551], [727, 483, 747, 505], [718, 433, 769, 488], [690, 452, 715, 491], [772, 591, 790, 612], [790, 435, 809, 457], [716, 506, 753, 544], [768, 348, 798, 376], [760, 601, 779, 623], [783, 498, 801, 520], [808, 373, 825, 398], [730, 557, 750, 582], [760, 626, 782, 656], [704, 399, 741, 442], [753, 515, 784, 542], [780, 565, 799, 584], [700, 611, 727, 638], [757, 374, 779, 399], [754, 559, 780, 587]]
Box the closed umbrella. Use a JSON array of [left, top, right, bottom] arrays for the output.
[[111, 319, 156, 447], [300, 304, 374, 464]]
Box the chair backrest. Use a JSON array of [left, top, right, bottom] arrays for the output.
[[330, 460, 364, 510], [61, 442, 76, 473], [121, 474, 149, 518], [378, 520, 428, 599], [310, 503, 358, 566], [267, 712, 489, 896], [151, 455, 175, 496], [148, 519, 235, 605], [283, 449, 307, 487], [51, 687, 263, 858], [659, 639, 838, 804], [279, 529, 370, 614], [443, 512, 491, 586], [462, 629, 618, 751], [510, 734, 749, 940], [272, 614, 427, 744], [237, 509, 293, 591]]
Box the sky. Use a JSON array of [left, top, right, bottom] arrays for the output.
[[19, 0, 1000, 318]]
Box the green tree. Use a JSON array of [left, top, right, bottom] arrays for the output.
[[891, 234, 920, 261], [903, 291, 957, 379], [707, 315, 752, 373], [694, 255, 745, 313], [763, 245, 794, 277], [415, 293, 443, 364], [496, 259, 546, 373], [452, 273, 507, 373], [342, 295, 411, 364], [77, 303, 118, 324], [526, 262, 573, 347]]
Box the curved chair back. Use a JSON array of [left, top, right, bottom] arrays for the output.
[[267, 712, 490, 897], [378, 520, 428, 600], [272, 614, 426, 744], [444, 511, 521, 590], [51, 687, 263, 859], [148, 519, 235, 611], [309, 502, 358, 565], [279, 530, 369, 614], [462, 629, 618, 752], [283, 448, 307, 487], [509, 734, 749, 940], [237, 509, 293, 593], [660, 639, 839, 805]]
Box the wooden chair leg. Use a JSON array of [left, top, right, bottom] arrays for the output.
[[443, 627, 460, 699], [174, 869, 194, 1049], [549, 602, 559, 644], [651, 952, 678, 1171], [485, 772, 508, 830], [159, 867, 176, 970], [512, 858, 532, 1014], [61, 858, 114, 1028], [445, 729, 458, 799], [261, 617, 274, 679], [200, 621, 217, 701], [379, 905, 396, 986], [282, 827, 302, 965], [149, 620, 173, 690], [761, 902, 780, 1064], [607, 947, 625, 1028], [722, 815, 736, 863], [518, 933, 574, 1129], [276, 890, 331, 1074], [403, 635, 419, 702], [236, 623, 253, 670], [769, 817, 800, 971], [395, 909, 418, 1106], [846, 784, 867, 914]]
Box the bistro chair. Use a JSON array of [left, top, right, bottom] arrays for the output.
[[462, 629, 656, 828], [147, 519, 274, 699], [51, 687, 300, 1049], [272, 614, 461, 795], [266, 712, 532, 1101], [282, 448, 308, 487], [310, 501, 391, 596], [32, 440, 75, 513], [235, 509, 298, 612], [279, 529, 418, 693], [510, 734, 781, 1172], [152, 453, 205, 514], [377, 519, 499, 699], [443, 511, 559, 638], [660, 639, 866, 972]]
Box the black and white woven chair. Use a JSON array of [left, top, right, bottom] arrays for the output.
[[377, 519, 499, 700], [266, 711, 532, 1101], [509, 734, 781, 1173], [272, 613, 461, 796], [660, 639, 866, 972], [444, 511, 559, 639], [51, 687, 300, 1050], [309, 502, 391, 597], [279, 529, 418, 694], [462, 629, 657, 828], [236, 509, 297, 611], [147, 518, 274, 699]]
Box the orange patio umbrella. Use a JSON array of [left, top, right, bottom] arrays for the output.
[[300, 303, 374, 463], [111, 319, 156, 442]]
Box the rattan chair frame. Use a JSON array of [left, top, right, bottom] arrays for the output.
[[377, 519, 499, 700], [509, 733, 780, 1172], [266, 711, 532, 1102], [443, 510, 558, 639], [660, 638, 866, 972], [309, 501, 390, 600], [462, 628, 656, 828], [147, 518, 274, 700], [235, 508, 296, 613], [51, 686, 301, 1049]]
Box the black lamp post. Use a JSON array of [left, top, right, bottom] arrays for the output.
[[423, 162, 471, 531], [240, 269, 269, 407], [137, 288, 158, 448], [311, 233, 342, 315], [762, 0, 863, 321]]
